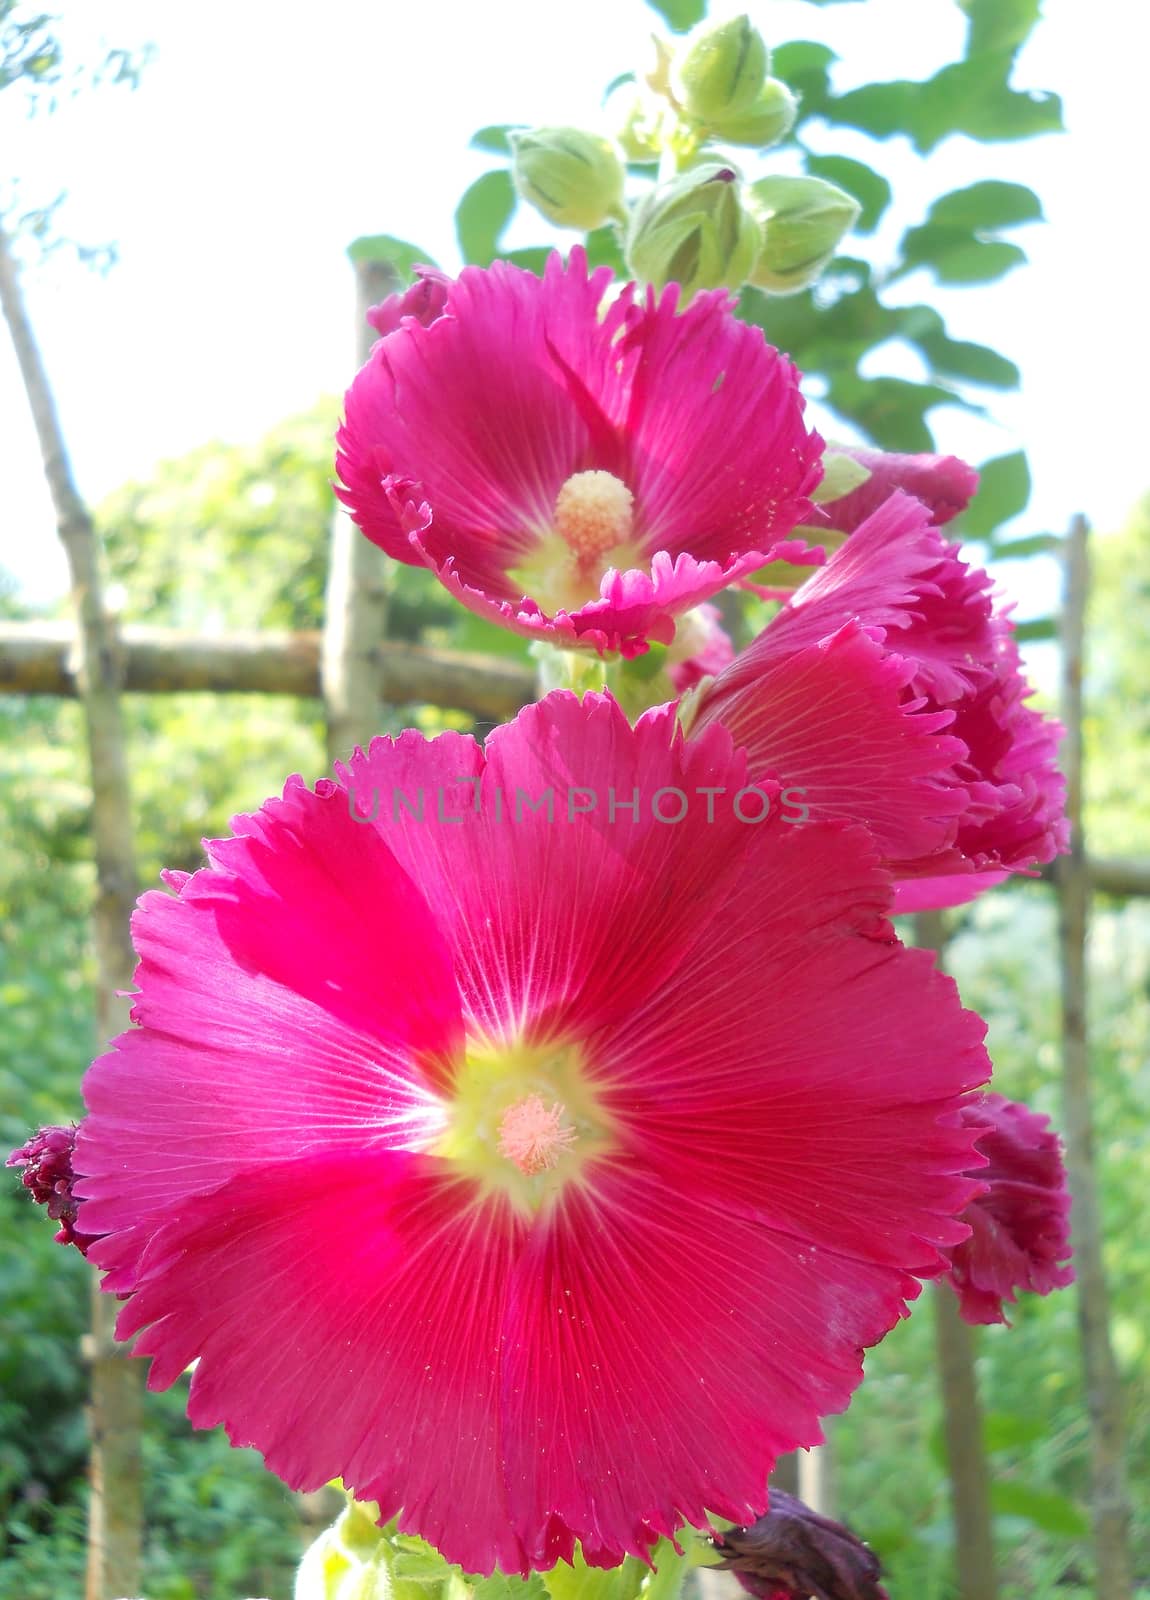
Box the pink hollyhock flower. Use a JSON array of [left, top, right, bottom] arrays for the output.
[[336, 250, 823, 657], [73, 693, 988, 1575], [7, 1124, 99, 1255], [943, 1093, 1074, 1325], [714, 1492, 888, 1600], [689, 492, 1067, 908], [819, 446, 979, 536], [365, 264, 452, 340]]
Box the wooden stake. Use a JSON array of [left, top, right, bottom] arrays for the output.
[[321, 256, 398, 764], [1055, 515, 1133, 1596], [915, 909, 998, 1600], [0, 219, 144, 1600]]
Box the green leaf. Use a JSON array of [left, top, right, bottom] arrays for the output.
[[1012, 616, 1058, 643], [894, 307, 1020, 387], [456, 170, 517, 266], [803, 154, 891, 233], [825, 373, 960, 452], [602, 71, 636, 102], [643, 0, 706, 31], [990, 532, 1060, 559], [957, 0, 1042, 59], [771, 41, 836, 120], [899, 228, 1027, 285], [583, 224, 628, 275], [983, 1411, 1053, 1451], [826, 54, 1062, 153], [470, 124, 522, 156], [543, 1548, 648, 1600], [963, 450, 1031, 538], [990, 1481, 1090, 1536], [928, 179, 1043, 230], [502, 247, 552, 275], [346, 234, 436, 274]]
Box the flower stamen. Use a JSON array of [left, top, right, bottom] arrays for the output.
[[554, 470, 634, 564], [497, 1094, 577, 1176]]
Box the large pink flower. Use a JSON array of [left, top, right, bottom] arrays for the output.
[[690, 493, 1067, 907], [336, 251, 823, 657], [73, 694, 988, 1575], [943, 1093, 1074, 1325]]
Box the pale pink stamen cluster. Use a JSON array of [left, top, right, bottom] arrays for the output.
[[497, 1094, 578, 1176], [553, 470, 634, 563]]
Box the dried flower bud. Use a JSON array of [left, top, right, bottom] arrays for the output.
[[511, 127, 626, 231], [747, 174, 861, 295], [674, 15, 769, 123], [626, 162, 759, 302], [714, 1491, 889, 1600], [707, 78, 797, 149], [6, 1124, 98, 1255]]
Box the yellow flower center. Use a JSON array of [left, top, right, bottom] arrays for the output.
[[435, 1034, 611, 1211], [509, 470, 642, 615]]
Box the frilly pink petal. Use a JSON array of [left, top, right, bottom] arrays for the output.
[[943, 1093, 1074, 1325]]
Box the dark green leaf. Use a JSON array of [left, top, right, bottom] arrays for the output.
[[771, 41, 837, 120], [346, 234, 436, 274], [643, 0, 705, 31], [928, 179, 1043, 230], [963, 450, 1031, 538], [804, 154, 890, 233], [990, 1481, 1090, 1536], [455, 170, 516, 266], [957, 0, 1042, 59], [470, 124, 522, 156]]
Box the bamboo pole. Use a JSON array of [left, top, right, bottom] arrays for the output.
[[321, 254, 400, 764], [1055, 515, 1133, 1596], [0, 619, 534, 720], [0, 220, 144, 1600], [915, 908, 998, 1600]]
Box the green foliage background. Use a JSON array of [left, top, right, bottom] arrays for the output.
[[2, 0, 1148, 1595]]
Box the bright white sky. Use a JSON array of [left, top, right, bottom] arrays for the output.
[[0, 0, 1144, 617]]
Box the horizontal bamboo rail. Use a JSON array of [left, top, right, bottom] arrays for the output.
[[0, 620, 534, 722]]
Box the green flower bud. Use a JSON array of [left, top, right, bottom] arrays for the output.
[[746, 174, 860, 295], [674, 15, 769, 123], [626, 163, 759, 303], [707, 78, 797, 149], [511, 127, 626, 230]]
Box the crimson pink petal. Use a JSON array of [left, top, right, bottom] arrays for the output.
[[598, 820, 989, 1270], [691, 621, 968, 869], [821, 446, 978, 534], [336, 694, 763, 1044], [617, 283, 823, 561], [500, 1169, 923, 1567], [116, 1151, 531, 1574], [943, 1094, 1074, 1324], [75, 772, 463, 1287]]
